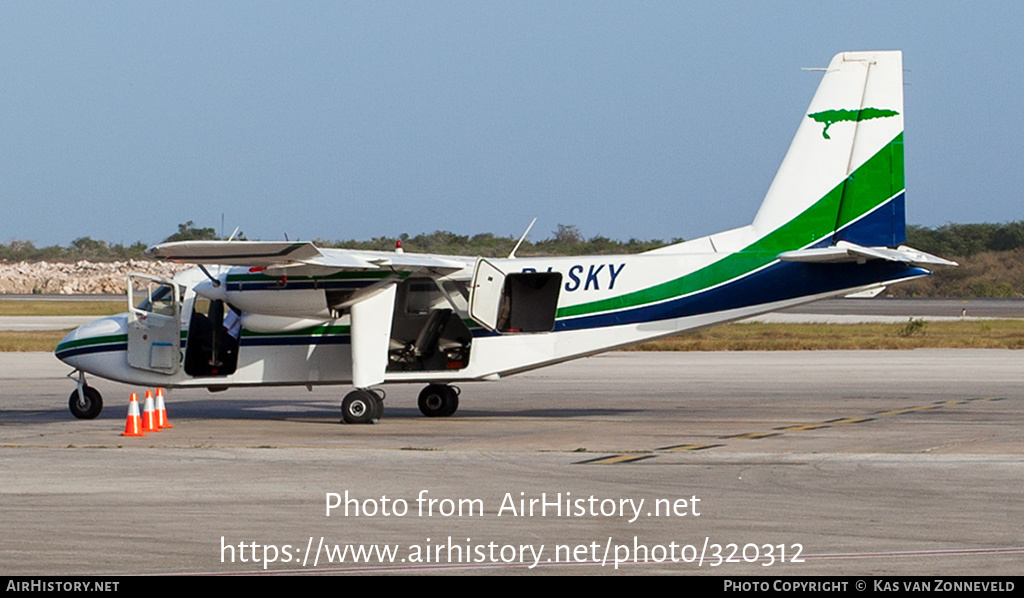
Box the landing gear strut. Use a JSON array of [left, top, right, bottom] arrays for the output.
[[68, 370, 102, 419], [418, 384, 459, 417], [341, 389, 384, 424]]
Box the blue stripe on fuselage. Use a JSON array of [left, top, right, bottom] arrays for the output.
[[553, 258, 926, 332]]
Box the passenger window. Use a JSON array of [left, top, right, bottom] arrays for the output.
[[404, 280, 446, 315]]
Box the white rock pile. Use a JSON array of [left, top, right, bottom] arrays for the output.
[[0, 260, 192, 295]]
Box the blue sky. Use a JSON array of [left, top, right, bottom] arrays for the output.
[[2, 2, 1021, 247]]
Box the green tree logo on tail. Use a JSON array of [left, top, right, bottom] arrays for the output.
[[807, 108, 899, 139]]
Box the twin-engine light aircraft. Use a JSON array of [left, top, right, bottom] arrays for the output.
[[56, 51, 953, 424]]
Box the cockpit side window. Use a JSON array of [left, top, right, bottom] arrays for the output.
[[133, 281, 178, 316]]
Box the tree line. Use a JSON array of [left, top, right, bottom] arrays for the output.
[[2, 221, 1023, 298], [0, 222, 673, 262], [5, 220, 1024, 261], [906, 222, 1024, 258]]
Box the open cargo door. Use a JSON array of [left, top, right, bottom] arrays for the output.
[[469, 259, 506, 332], [469, 259, 561, 333]]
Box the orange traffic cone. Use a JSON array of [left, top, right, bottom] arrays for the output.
[[121, 393, 146, 437], [155, 387, 173, 429], [142, 390, 159, 432]]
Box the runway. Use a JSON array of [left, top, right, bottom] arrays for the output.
[[0, 351, 1021, 575]]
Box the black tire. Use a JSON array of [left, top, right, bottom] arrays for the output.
[[371, 394, 384, 421], [69, 386, 102, 420], [418, 384, 459, 418], [341, 390, 379, 424]]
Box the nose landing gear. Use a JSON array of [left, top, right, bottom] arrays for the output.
[[68, 370, 103, 419], [69, 386, 103, 420]]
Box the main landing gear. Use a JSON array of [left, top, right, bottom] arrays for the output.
[[418, 384, 459, 418], [340, 384, 460, 424], [340, 389, 385, 424]]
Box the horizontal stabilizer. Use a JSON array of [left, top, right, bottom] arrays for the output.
[[778, 241, 957, 267], [844, 286, 886, 298]]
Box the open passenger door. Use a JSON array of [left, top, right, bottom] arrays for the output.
[[127, 273, 183, 374]]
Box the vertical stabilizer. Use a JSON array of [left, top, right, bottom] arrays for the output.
[[752, 51, 905, 249]]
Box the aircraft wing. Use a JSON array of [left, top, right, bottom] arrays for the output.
[[147, 240, 472, 273], [148, 241, 327, 266], [778, 241, 958, 267]]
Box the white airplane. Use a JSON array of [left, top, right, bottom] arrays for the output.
[[56, 50, 953, 424]]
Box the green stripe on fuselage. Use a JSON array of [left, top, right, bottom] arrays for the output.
[[557, 132, 904, 319], [55, 333, 127, 353], [55, 324, 352, 355]]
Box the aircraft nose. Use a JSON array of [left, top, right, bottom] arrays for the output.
[[55, 326, 87, 368], [54, 315, 128, 368]]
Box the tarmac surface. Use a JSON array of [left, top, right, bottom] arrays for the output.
[[0, 350, 1021, 576]]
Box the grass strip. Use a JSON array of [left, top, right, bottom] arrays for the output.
[[625, 320, 1024, 351], [0, 301, 123, 316], [0, 330, 71, 352]]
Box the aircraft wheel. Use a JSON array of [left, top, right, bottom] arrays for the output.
[[369, 389, 385, 421], [69, 386, 102, 420], [418, 384, 459, 418], [341, 390, 379, 424]]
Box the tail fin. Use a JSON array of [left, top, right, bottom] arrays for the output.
[[752, 51, 905, 249]]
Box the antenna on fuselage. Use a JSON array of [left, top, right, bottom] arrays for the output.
[[508, 218, 537, 259]]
